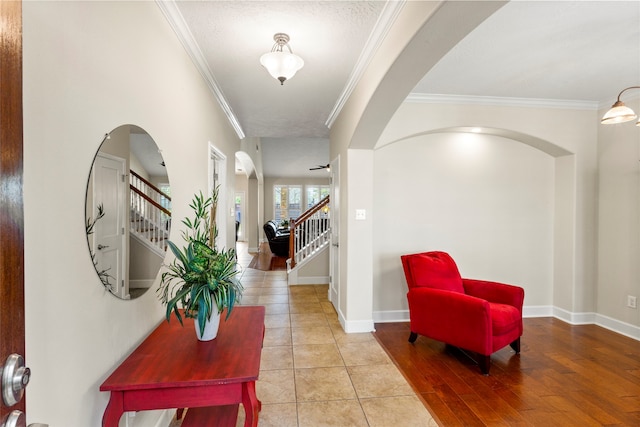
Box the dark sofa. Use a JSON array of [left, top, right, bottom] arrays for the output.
[[263, 220, 290, 257]]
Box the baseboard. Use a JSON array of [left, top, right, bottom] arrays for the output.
[[372, 306, 578, 323], [552, 306, 596, 324], [373, 306, 558, 322], [595, 313, 640, 341], [129, 279, 154, 289], [120, 409, 174, 427], [287, 262, 330, 285], [373, 310, 408, 323], [290, 275, 330, 285], [372, 305, 640, 342], [336, 307, 375, 333], [522, 305, 553, 318], [337, 306, 347, 331], [155, 409, 176, 427], [344, 318, 375, 333]]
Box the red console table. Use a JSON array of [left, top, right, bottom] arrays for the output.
[[100, 306, 265, 427]]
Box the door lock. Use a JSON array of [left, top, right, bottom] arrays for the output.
[[2, 354, 30, 407]]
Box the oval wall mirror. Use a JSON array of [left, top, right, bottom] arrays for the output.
[[85, 125, 171, 299]]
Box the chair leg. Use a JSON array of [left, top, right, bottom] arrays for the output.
[[509, 337, 521, 354], [408, 332, 418, 343], [479, 354, 491, 375]]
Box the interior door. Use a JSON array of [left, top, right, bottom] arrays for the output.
[[209, 144, 227, 248], [0, 0, 27, 423], [93, 153, 128, 299], [329, 156, 340, 309]]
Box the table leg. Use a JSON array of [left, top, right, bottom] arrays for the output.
[[102, 392, 124, 427], [241, 381, 261, 427]]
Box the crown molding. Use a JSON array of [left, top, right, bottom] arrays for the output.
[[156, 0, 245, 139], [325, 0, 407, 129], [406, 93, 599, 111]]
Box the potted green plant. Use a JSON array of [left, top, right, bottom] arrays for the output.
[[157, 188, 243, 341]]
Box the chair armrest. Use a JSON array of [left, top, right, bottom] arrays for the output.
[[462, 279, 524, 311], [270, 234, 290, 243], [407, 287, 492, 354]]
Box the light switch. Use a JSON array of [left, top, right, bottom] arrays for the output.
[[355, 209, 366, 220]]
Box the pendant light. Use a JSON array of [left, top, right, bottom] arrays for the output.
[[601, 86, 640, 126]]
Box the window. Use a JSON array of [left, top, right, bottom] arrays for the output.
[[306, 185, 330, 209], [274, 185, 302, 221], [158, 183, 172, 230], [274, 184, 329, 221], [208, 144, 226, 248], [158, 183, 171, 210]]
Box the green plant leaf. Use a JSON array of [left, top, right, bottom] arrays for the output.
[[158, 188, 242, 331], [226, 287, 236, 320], [166, 285, 191, 325], [167, 241, 188, 267]]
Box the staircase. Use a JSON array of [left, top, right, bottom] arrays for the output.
[[129, 170, 171, 256], [288, 195, 330, 274]]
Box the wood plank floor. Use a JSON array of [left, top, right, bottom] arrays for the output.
[[245, 242, 287, 271], [373, 318, 640, 426]]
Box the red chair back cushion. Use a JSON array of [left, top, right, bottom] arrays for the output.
[[402, 251, 464, 294]]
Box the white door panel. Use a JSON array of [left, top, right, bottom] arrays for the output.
[[93, 154, 128, 298], [330, 156, 340, 309]]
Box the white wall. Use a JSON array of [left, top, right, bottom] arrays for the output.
[[329, 1, 505, 332], [373, 132, 555, 318], [237, 137, 264, 252], [372, 100, 599, 326], [597, 97, 640, 330], [344, 149, 374, 331], [297, 249, 330, 278], [23, 2, 240, 426]]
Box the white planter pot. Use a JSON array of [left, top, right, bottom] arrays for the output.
[[195, 309, 221, 341]]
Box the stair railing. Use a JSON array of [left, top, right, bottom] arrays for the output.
[[130, 170, 171, 254], [289, 195, 330, 269]]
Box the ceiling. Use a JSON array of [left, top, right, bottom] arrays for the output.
[[414, 1, 640, 102], [130, 126, 167, 177], [165, 1, 640, 178]]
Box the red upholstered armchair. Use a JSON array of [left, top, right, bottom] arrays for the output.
[[401, 251, 524, 375]]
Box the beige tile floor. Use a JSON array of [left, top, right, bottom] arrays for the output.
[[171, 246, 437, 426]]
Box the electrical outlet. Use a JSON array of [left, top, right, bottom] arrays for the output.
[[628, 295, 637, 309]]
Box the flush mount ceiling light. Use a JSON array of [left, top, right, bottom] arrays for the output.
[[601, 86, 640, 126], [260, 33, 304, 85]]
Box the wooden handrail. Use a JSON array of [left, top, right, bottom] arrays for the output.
[[289, 195, 330, 268], [293, 195, 329, 225], [130, 185, 172, 216], [130, 169, 171, 201]]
